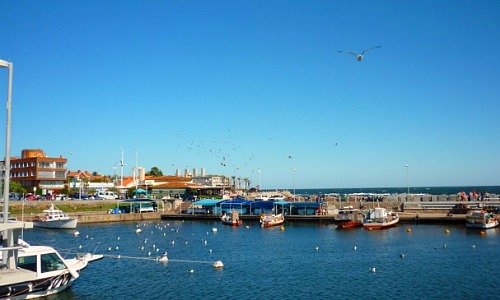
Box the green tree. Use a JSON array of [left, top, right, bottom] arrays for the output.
[[146, 167, 163, 176], [10, 181, 27, 194]]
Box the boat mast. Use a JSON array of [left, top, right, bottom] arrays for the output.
[[120, 147, 124, 187]]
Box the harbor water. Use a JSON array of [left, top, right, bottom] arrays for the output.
[[24, 220, 500, 300]]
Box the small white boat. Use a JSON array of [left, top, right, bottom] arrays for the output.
[[260, 213, 285, 228], [466, 210, 499, 229], [33, 204, 78, 229], [363, 207, 399, 230], [221, 211, 243, 226]]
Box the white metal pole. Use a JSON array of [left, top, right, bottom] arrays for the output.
[[1, 59, 13, 225]]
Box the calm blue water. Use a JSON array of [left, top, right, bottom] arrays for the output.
[[24, 220, 500, 300]]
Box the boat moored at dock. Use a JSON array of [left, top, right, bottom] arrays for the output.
[[33, 204, 78, 229], [221, 211, 243, 226], [465, 210, 499, 229], [334, 207, 365, 229], [363, 207, 399, 229], [260, 213, 285, 227]]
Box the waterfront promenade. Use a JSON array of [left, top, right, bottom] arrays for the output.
[[8, 198, 499, 225]]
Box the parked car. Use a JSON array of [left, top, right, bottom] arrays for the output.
[[70, 193, 89, 200]]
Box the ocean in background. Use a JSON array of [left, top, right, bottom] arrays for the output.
[[289, 186, 500, 196], [24, 220, 500, 300]]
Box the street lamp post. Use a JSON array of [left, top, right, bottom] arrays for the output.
[[405, 165, 410, 195], [291, 168, 297, 202], [1, 59, 13, 225]]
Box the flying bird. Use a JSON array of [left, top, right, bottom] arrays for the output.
[[338, 46, 381, 61]]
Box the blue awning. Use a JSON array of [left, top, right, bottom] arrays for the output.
[[193, 199, 224, 206]]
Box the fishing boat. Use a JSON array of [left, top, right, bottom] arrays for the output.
[[32, 204, 78, 229], [466, 210, 499, 229], [221, 211, 243, 226], [362, 207, 399, 230], [334, 207, 365, 229], [260, 213, 285, 228]]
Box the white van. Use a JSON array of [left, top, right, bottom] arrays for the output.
[[97, 191, 119, 200]]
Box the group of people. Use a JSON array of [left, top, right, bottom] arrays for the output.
[[459, 190, 489, 201]]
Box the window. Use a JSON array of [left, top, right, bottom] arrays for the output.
[[18, 255, 37, 272], [41, 253, 66, 273]]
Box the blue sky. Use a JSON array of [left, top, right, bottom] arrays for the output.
[[1, 1, 499, 189]]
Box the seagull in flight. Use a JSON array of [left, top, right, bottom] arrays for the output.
[[338, 46, 381, 61]]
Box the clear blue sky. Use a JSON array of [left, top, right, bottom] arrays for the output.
[[1, 1, 499, 189]]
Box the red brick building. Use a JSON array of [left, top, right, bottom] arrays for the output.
[[4, 149, 67, 195]]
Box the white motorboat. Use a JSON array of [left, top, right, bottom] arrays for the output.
[[363, 207, 399, 230], [466, 210, 499, 229], [260, 213, 285, 228], [32, 204, 78, 229], [0, 232, 103, 299]]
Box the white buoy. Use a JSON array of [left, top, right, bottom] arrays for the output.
[[353, 245, 357, 251], [158, 253, 168, 263], [78, 245, 82, 249], [213, 260, 224, 268], [117, 237, 120, 240], [187, 269, 194, 273], [209, 249, 212, 254], [400, 254, 405, 258], [315, 246, 319, 251], [212, 228, 217, 233], [107, 247, 112, 251], [73, 231, 80, 237], [136, 228, 142, 234], [371, 267, 376, 273]]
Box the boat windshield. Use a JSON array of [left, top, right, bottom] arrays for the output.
[[41, 252, 66, 273]]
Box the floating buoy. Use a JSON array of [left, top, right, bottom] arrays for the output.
[[213, 260, 224, 268], [280, 226, 285, 231], [353, 245, 357, 251], [400, 254, 405, 259], [471, 244, 476, 248], [73, 231, 80, 237], [212, 228, 218, 233], [480, 231, 486, 236], [445, 229, 451, 234], [407, 228, 412, 233], [245, 225, 250, 229], [371, 267, 376, 273], [443, 244, 447, 249], [187, 269, 194, 273], [158, 253, 168, 263], [315, 246, 319, 251], [135, 228, 142, 234]]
